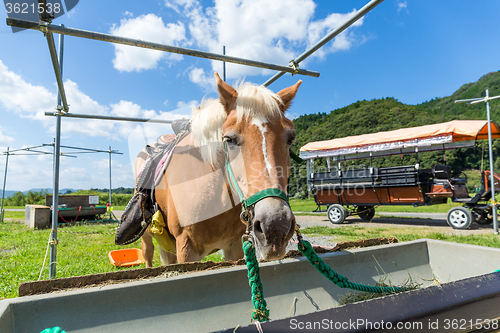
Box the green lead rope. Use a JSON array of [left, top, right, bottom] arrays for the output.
[[243, 240, 270, 322], [242, 237, 412, 323], [40, 327, 66, 333], [298, 239, 409, 294]]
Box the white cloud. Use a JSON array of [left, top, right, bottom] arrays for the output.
[[1, 153, 52, 191], [397, 1, 409, 14], [305, 9, 364, 59], [0, 61, 180, 141], [110, 100, 160, 139], [164, 0, 197, 13], [0, 129, 15, 146], [0, 61, 112, 136], [188, 67, 213, 91], [92, 158, 135, 188], [110, 14, 187, 72], [165, 0, 366, 82], [176, 99, 198, 108], [53, 79, 115, 138], [126, 105, 192, 172], [0, 60, 55, 119]]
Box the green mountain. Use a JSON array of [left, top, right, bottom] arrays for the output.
[[289, 70, 500, 198]]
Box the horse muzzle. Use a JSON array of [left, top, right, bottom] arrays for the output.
[[251, 197, 295, 260]]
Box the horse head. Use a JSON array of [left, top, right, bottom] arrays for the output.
[[215, 73, 301, 260]]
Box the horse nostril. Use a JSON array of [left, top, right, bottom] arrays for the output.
[[253, 220, 263, 235]]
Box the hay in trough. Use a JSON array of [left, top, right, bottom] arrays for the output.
[[19, 237, 397, 297], [338, 256, 433, 305], [339, 275, 422, 305]]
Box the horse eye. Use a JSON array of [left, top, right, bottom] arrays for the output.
[[224, 136, 237, 145], [287, 136, 296, 146]]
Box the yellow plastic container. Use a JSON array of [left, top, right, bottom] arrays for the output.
[[150, 211, 176, 253]]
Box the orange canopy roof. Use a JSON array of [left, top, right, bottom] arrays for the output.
[[300, 120, 500, 159]]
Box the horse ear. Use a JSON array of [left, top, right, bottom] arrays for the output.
[[214, 72, 238, 114], [277, 80, 302, 112]]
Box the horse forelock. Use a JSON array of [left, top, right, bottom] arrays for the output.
[[190, 82, 284, 167], [235, 82, 283, 123]]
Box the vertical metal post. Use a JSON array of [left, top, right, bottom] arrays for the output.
[[49, 28, 65, 279], [222, 46, 226, 82], [486, 89, 498, 234], [109, 146, 112, 206], [1, 147, 9, 222]]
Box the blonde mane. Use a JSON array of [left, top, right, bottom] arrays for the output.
[[190, 82, 283, 166]]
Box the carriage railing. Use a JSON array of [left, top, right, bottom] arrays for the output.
[[310, 165, 379, 189], [378, 165, 421, 187], [310, 164, 428, 189]]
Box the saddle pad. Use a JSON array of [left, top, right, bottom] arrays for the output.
[[154, 149, 174, 185]]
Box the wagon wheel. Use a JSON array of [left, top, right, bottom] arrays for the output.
[[446, 207, 473, 229], [327, 204, 347, 224], [357, 206, 375, 221]]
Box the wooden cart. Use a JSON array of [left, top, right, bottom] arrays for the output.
[[300, 120, 500, 229]]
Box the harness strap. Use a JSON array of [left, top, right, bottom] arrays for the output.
[[289, 149, 304, 163], [225, 154, 246, 205], [224, 142, 289, 213], [245, 188, 288, 208]]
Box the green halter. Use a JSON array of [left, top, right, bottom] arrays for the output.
[[224, 142, 289, 221]]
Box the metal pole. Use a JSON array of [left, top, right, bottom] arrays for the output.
[[108, 146, 112, 206], [49, 28, 65, 279], [1, 148, 9, 222], [44, 112, 175, 124], [43, 143, 122, 154], [223, 46, 226, 82], [45, 29, 69, 112], [485, 89, 498, 234], [263, 0, 384, 87], [6, 18, 320, 79]]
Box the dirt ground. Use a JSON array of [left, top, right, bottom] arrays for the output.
[[295, 213, 497, 236]]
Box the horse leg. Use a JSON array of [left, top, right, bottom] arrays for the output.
[[175, 233, 205, 263], [141, 231, 155, 268], [159, 248, 177, 265], [222, 239, 244, 261]]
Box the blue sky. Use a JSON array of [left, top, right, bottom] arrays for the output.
[[0, 0, 499, 192]]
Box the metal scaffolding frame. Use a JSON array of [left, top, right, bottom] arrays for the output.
[[6, 18, 319, 79], [0, 143, 121, 223], [5, 0, 385, 278], [0, 144, 74, 223]]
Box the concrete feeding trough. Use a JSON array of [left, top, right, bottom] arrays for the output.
[[1, 239, 500, 332]]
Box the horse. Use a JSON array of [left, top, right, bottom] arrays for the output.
[[137, 73, 302, 267]]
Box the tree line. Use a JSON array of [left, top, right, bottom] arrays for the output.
[[289, 71, 500, 198]]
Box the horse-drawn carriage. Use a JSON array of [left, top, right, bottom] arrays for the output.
[[300, 120, 500, 229]]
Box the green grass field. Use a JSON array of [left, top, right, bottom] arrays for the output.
[[301, 225, 500, 248], [0, 217, 221, 299], [1, 198, 498, 300]]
